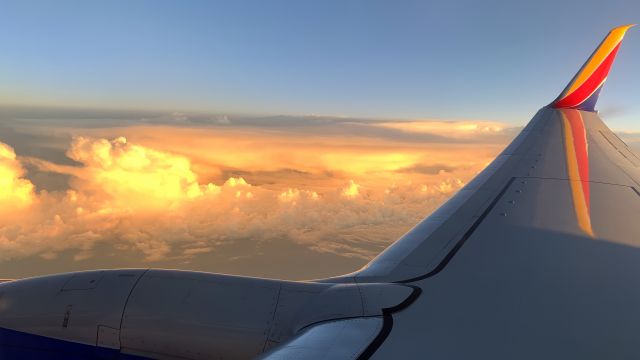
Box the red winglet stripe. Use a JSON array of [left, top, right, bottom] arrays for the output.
[[553, 43, 621, 108], [565, 110, 590, 211]]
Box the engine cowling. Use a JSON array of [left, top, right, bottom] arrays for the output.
[[0, 269, 416, 359]]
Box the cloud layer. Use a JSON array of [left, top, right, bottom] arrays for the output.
[[0, 109, 513, 279]]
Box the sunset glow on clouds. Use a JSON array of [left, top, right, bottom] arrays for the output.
[[373, 120, 508, 138], [66, 136, 212, 209], [0, 142, 34, 210], [0, 109, 515, 279]]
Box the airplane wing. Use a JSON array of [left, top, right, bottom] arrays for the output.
[[345, 24, 638, 284], [313, 24, 640, 359]]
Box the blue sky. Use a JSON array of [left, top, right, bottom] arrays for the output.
[[1, 0, 639, 128]]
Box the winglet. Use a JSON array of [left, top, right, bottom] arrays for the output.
[[551, 24, 635, 111]]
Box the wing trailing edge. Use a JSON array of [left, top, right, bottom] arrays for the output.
[[551, 24, 635, 112]]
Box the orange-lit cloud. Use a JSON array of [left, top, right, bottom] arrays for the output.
[[0, 113, 514, 278], [65, 136, 216, 210], [67, 124, 504, 187], [341, 180, 361, 198], [373, 120, 507, 138], [0, 143, 34, 211]]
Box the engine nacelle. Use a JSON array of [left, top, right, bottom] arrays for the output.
[[0, 269, 415, 359]]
